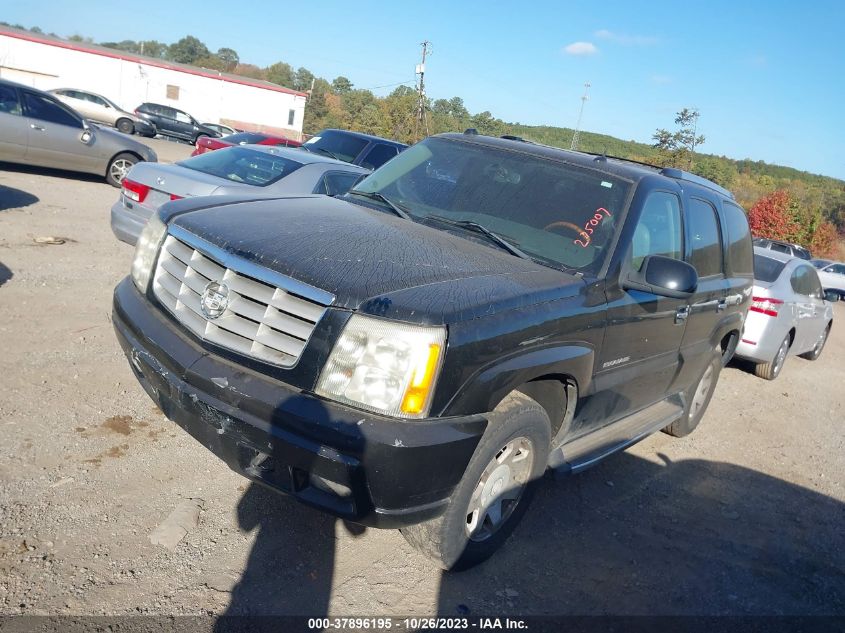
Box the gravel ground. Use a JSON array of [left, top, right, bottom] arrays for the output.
[[0, 146, 843, 618]]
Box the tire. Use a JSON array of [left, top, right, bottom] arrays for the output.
[[400, 392, 550, 571], [663, 349, 721, 437], [106, 152, 138, 187], [799, 322, 831, 361], [116, 118, 134, 134], [754, 333, 790, 380]]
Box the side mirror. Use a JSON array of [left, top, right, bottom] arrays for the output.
[[80, 129, 93, 144], [623, 255, 698, 299], [824, 289, 841, 303]]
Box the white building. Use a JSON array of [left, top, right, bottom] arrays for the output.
[[0, 27, 308, 139]]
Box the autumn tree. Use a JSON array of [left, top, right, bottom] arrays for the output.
[[747, 190, 801, 242]]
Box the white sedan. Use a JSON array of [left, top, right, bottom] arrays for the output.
[[812, 259, 845, 298], [735, 247, 838, 380]]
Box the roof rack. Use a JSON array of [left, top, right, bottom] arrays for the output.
[[659, 167, 735, 199], [500, 134, 535, 144], [579, 151, 662, 171]]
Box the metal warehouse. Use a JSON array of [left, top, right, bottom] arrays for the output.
[[0, 27, 308, 138]]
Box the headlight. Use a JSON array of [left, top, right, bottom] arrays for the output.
[[130, 214, 167, 292], [315, 314, 446, 419]]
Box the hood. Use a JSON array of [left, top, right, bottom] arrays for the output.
[[170, 196, 583, 322]]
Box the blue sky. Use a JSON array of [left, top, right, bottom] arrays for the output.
[[5, 0, 844, 179]]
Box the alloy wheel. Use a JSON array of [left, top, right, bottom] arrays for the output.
[[109, 159, 133, 184], [690, 363, 714, 420]]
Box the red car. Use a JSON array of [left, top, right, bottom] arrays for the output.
[[191, 131, 302, 156]]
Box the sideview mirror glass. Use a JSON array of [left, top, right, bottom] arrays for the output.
[[623, 255, 698, 299], [80, 130, 93, 144], [824, 290, 840, 303]]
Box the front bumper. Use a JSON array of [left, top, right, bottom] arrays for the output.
[[112, 278, 486, 527], [134, 119, 157, 137], [110, 199, 150, 246]]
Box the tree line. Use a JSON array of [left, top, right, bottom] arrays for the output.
[[3, 23, 844, 256]]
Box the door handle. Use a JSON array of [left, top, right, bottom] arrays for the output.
[[30, 123, 45, 131], [675, 305, 690, 324], [717, 299, 727, 312]]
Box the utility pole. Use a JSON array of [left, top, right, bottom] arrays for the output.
[[570, 81, 591, 151], [413, 40, 431, 142], [687, 108, 700, 170]]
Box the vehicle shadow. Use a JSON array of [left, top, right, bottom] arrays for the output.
[[0, 262, 11, 287], [0, 183, 39, 211], [0, 162, 103, 186], [436, 451, 845, 615]]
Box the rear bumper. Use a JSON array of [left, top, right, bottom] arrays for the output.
[[110, 199, 150, 246], [734, 311, 786, 363], [112, 278, 486, 527]]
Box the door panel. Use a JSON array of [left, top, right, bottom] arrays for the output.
[[21, 90, 100, 173], [573, 189, 688, 436], [0, 85, 28, 161]]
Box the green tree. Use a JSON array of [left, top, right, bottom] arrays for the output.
[[331, 76, 353, 94], [167, 35, 210, 64], [140, 40, 167, 58], [293, 67, 315, 92], [266, 62, 294, 87], [653, 108, 705, 169], [216, 47, 239, 72]]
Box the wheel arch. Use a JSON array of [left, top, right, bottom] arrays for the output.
[[104, 151, 144, 178], [438, 344, 593, 431]]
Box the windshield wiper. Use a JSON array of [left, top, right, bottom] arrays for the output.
[[307, 146, 341, 160], [425, 215, 531, 260], [346, 190, 412, 220]]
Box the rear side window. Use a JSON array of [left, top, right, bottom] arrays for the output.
[[790, 265, 822, 298], [361, 144, 400, 170], [630, 191, 683, 272], [686, 197, 723, 277], [0, 85, 22, 115], [303, 131, 369, 163], [22, 92, 81, 128], [721, 201, 753, 276], [770, 242, 791, 255], [753, 254, 786, 283]]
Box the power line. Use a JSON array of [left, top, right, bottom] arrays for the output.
[[366, 79, 416, 91]]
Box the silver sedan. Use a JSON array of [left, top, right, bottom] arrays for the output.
[[0, 78, 157, 187], [110, 144, 369, 245], [735, 247, 838, 380]]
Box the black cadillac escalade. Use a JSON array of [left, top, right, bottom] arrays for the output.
[[113, 132, 753, 570]]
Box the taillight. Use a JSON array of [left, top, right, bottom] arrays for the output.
[[170, 194, 183, 201], [122, 179, 149, 203], [749, 296, 783, 317]]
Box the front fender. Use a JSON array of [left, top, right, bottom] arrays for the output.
[[440, 344, 594, 417]]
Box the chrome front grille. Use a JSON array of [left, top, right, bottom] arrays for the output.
[[152, 231, 334, 367]]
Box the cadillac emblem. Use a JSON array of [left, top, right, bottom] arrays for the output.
[[201, 281, 229, 319]]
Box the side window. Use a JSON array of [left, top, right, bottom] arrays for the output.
[[22, 92, 82, 128], [361, 144, 400, 170], [90, 95, 108, 107], [829, 264, 845, 276], [321, 171, 363, 197], [0, 85, 22, 115], [686, 197, 723, 277], [770, 242, 791, 255], [174, 110, 192, 124], [630, 191, 683, 272], [789, 267, 807, 295], [721, 202, 754, 276], [807, 268, 823, 299]]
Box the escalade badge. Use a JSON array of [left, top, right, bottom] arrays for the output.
[[201, 281, 229, 319]]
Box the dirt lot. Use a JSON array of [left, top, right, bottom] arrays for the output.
[[0, 142, 843, 618]]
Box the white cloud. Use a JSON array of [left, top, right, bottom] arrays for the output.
[[563, 42, 598, 56], [595, 29, 658, 46]]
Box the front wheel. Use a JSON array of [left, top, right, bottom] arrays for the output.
[[799, 323, 831, 361], [106, 152, 138, 187], [663, 349, 721, 437], [116, 118, 134, 134], [400, 392, 550, 571]]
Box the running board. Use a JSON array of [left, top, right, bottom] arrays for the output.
[[547, 398, 683, 477]]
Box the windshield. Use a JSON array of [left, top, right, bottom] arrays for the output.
[[178, 146, 303, 187], [754, 254, 787, 283], [303, 131, 369, 163], [351, 137, 632, 272]]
